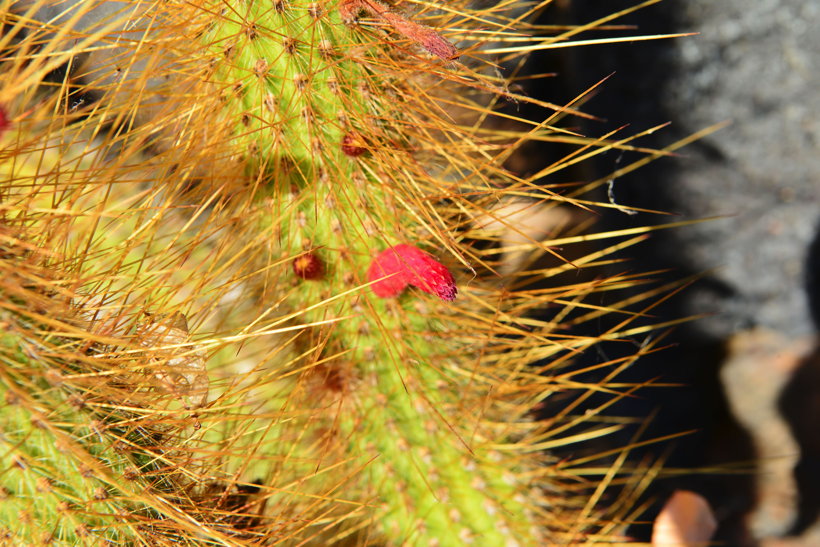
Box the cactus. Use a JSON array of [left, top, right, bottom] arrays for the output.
[[1, 0, 697, 544]]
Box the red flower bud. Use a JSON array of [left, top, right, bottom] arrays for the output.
[[366, 246, 408, 298], [367, 244, 457, 301], [293, 252, 324, 280]]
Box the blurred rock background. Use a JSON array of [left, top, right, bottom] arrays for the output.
[[530, 0, 820, 544]]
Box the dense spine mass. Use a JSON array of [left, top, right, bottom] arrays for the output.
[[0, 0, 691, 544], [0, 337, 135, 544]]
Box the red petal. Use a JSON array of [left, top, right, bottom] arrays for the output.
[[407, 257, 457, 301], [367, 245, 457, 301], [367, 247, 410, 297]]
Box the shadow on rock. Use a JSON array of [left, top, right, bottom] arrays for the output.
[[778, 219, 820, 535], [529, 1, 759, 543]]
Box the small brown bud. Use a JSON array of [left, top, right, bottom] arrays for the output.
[[293, 252, 324, 280], [341, 132, 367, 157]]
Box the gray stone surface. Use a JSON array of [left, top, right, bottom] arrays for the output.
[[552, 0, 819, 543], [559, 0, 819, 341], [659, 0, 820, 339]]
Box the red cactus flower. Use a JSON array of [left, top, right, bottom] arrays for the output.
[[366, 246, 409, 298], [293, 251, 324, 280], [367, 244, 457, 301]]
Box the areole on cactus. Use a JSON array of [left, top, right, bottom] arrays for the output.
[[0, 0, 698, 545]]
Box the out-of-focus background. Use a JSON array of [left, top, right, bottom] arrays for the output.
[[526, 1, 819, 544]]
